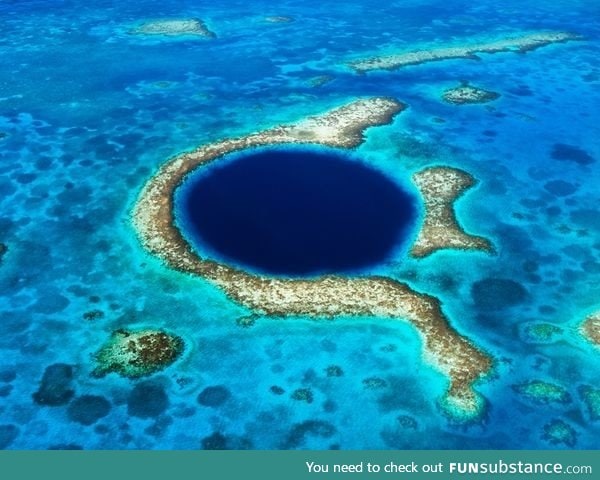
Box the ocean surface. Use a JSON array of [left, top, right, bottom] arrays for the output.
[[1, 0, 599, 449]]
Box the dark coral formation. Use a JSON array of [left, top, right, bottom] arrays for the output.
[[578, 385, 600, 421], [0, 243, 7, 264], [197, 385, 231, 407], [0, 368, 16, 383], [127, 382, 169, 419], [236, 315, 257, 328], [308, 75, 334, 88], [551, 143, 594, 165], [270, 385, 285, 395], [83, 309, 104, 321], [325, 365, 344, 377], [283, 420, 336, 448], [543, 180, 578, 197], [291, 388, 314, 403], [32, 363, 75, 406], [0, 424, 19, 449], [363, 377, 387, 390], [67, 395, 111, 425], [397, 415, 418, 430], [200, 432, 252, 450], [201, 432, 228, 450], [542, 419, 577, 447], [93, 329, 184, 378], [471, 278, 528, 310], [48, 444, 83, 450]]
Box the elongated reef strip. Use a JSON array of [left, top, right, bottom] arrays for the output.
[[581, 313, 600, 346], [132, 19, 215, 38], [411, 167, 493, 258], [349, 31, 581, 73], [133, 97, 492, 413]]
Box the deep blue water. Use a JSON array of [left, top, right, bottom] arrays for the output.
[[0, 0, 599, 450], [176, 148, 419, 276]]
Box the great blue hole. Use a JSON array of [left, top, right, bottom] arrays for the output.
[[175, 147, 419, 277]]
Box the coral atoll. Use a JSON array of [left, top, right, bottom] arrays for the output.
[[133, 98, 492, 415], [93, 329, 184, 378]]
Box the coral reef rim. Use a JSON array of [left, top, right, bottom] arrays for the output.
[[133, 97, 492, 417]]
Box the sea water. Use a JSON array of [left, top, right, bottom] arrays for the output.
[[0, 0, 598, 449]]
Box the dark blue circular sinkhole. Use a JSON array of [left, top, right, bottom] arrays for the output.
[[175, 147, 419, 277]]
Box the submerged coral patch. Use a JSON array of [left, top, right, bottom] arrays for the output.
[[543, 180, 578, 197], [32, 364, 75, 407], [471, 278, 528, 310], [542, 419, 577, 447], [512, 380, 572, 405], [127, 382, 169, 418], [291, 388, 314, 403], [201, 432, 228, 450], [197, 385, 231, 407], [67, 395, 111, 425], [578, 385, 600, 421], [521, 323, 563, 344], [551, 143, 595, 165], [0, 425, 19, 449], [283, 420, 336, 448]]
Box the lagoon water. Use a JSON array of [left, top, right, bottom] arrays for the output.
[[0, 0, 599, 449]]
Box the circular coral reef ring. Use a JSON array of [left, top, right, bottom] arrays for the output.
[[132, 97, 493, 416]]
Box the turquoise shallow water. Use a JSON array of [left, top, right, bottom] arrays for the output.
[[0, 0, 599, 449]]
